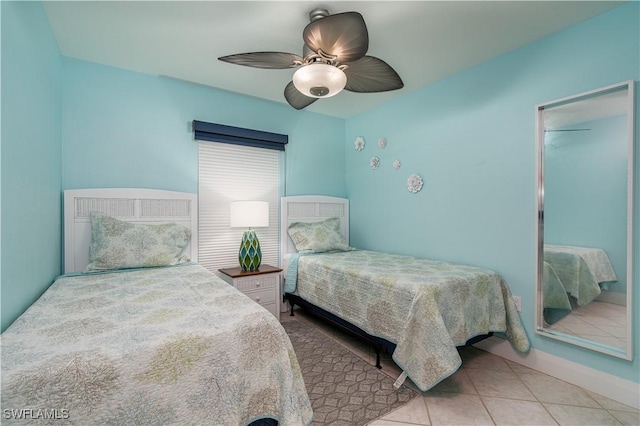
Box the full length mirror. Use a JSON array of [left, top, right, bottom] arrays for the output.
[[535, 80, 634, 360]]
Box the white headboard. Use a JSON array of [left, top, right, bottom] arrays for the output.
[[280, 195, 349, 269], [64, 188, 198, 273]]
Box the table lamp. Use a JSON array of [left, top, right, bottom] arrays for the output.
[[230, 200, 269, 271]]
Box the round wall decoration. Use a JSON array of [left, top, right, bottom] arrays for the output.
[[407, 173, 423, 193], [354, 136, 365, 151], [370, 156, 380, 170]]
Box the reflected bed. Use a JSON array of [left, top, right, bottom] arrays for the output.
[[543, 244, 618, 324]]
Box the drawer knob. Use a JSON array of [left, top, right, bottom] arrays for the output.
[[255, 296, 261, 302], [256, 282, 261, 287]]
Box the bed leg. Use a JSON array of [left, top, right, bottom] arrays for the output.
[[374, 348, 382, 369], [289, 299, 295, 316]]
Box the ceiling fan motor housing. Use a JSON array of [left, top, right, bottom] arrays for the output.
[[309, 8, 330, 22]]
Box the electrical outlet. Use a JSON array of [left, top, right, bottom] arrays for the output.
[[512, 296, 522, 312]]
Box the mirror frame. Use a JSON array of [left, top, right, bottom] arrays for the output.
[[534, 80, 635, 360]]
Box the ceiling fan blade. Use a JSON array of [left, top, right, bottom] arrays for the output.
[[284, 81, 318, 110], [343, 56, 404, 93], [218, 52, 303, 69], [303, 12, 368, 63]]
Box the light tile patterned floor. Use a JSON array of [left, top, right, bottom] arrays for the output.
[[546, 301, 627, 351], [282, 308, 640, 426]]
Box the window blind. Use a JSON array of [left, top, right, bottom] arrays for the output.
[[198, 141, 281, 273]]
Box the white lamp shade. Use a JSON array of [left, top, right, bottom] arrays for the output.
[[293, 64, 347, 98], [230, 201, 269, 228]]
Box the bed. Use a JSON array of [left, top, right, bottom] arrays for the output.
[[543, 244, 618, 305], [280, 195, 530, 392], [541, 244, 618, 325], [1, 188, 312, 426]]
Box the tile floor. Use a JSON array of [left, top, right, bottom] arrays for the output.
[[546, 301, 627, 351], [282, 308, 640, 426]]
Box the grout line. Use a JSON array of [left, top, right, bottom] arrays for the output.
[[509, 364, 560, 425], [420, 393, 432, 426], [465, 363, 497, 425]]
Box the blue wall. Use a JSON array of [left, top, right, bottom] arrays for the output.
[[62, 59, 346, 197], [345, 3, 639, 382], [1, 2, 62, 331]]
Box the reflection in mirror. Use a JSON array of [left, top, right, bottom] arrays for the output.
[[535, 81, 634, 360]]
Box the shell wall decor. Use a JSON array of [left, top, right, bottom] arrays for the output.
[[354, 134, 422, 193], [370, 156, 380, 170], [407, 173, 423, 193]]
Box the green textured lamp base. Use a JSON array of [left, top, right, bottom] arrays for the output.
[[239, 230, 262, 271]]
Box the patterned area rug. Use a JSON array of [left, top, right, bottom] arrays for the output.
[[283, 319, 418, 426]]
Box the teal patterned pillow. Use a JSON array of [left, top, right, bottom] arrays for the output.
[[287, 217, 353, 254], [86, 212, 191, 271]]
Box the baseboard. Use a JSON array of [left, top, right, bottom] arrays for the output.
[[596, 290, 626, 306], [474, 336, 639, 410]]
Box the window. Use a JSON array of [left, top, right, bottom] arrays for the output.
[[196, 122, 285, 273]]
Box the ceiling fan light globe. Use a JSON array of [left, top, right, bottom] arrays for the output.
[[292, 64, 346, 98]]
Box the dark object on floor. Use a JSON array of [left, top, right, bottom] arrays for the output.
[[249, 419, 278, 426]]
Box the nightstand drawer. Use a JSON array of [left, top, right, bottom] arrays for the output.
[[244, 288, 276, 305], [234, 276, 277, 293]]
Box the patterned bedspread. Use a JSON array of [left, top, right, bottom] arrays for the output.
[[544, 244, 617, 306], [286, 250, 530, 391], [542, 261, 573, 324], [1, 264, 312, 426]]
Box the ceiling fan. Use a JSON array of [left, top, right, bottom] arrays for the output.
[[218, 8, 404, 110]]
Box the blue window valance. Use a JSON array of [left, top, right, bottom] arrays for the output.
[[193, 120, 288, 151]]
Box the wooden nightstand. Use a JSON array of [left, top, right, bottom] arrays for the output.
[[218, 264, 282, 319]]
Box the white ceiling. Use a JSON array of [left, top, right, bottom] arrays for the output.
[[43, 1, 624, 118]]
